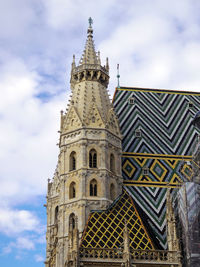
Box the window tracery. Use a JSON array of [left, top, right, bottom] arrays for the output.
[[69, 182, 76, 199], [90, 179, 97, 196], [89, 149, 97, 168]]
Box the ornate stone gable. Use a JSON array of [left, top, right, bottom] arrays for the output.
[[106, 108, 121, 137], [85, 102, 105, 128], [61, 105, 82, 133]]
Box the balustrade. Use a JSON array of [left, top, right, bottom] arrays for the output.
[[79, 247, 123, 260], [79, 247, 180, 265], [130, 249, 179, 262], [73, 64, 108, 74]]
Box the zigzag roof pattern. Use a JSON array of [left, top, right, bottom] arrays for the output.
[[113, 86, 200, 249]]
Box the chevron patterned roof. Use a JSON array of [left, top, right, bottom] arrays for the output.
[[113, 87, 200, 249]]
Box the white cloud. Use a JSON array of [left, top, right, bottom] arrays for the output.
[[0, 209, 45, 258], [2, 244, 13, 255], [0, 207, 40, 236], [35, 254, 45, 262], [98, 0, 200, 92], [0, 1, 199, 209], [0, 56, 68, 206], [42, 0, 117, 30], [1, 0, 200, 263], [2, 236, 37, 257], [0, 0, 38, 39], [16, 237, 35, 250], [35, 234, 46, 244]]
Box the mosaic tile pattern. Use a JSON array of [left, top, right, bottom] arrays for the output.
[[113, 87, 200, 248], [81, 191, 155, 250]]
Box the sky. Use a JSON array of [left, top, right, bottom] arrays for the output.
[[1, 0, 200, 266]]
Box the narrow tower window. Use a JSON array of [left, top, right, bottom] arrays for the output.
[[69, 213, 76, 230], [55, 206, 59, 223], [89, 149, 97, 168], [69, 182, 76, 199], [69, 151, 76, 171], [90, 179, 97, 196], [110, 153, 115, 173], [110, 183, 115, 200]]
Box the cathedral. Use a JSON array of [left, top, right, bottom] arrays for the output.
[[45, 19, 200, 267]]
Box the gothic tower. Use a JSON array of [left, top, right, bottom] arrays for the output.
[[45, 19, 122, 267]]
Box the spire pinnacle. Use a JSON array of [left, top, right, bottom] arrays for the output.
[[70, 19, 109, 86], [79, 18, 97, 65], [71, 54, 76, 70], [87, 17, 93, 37], [88, 17, 93, 27]]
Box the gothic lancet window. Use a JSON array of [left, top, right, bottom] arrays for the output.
[[55, 206, 59, 223], [110, 183, 115, 200], [69, 182, 76, 199], [69, 213, 75, 230], [110, 153, 115, 173], [69, 151, 76, 171], [89, 149, 97, 168], [90, 179, 97, 196]]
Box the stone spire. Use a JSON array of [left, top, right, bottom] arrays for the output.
[[45, 19, 123, 267], [70, 18, 109, 86], [64, 19, 120, 137], [79, 18, 98, 65]]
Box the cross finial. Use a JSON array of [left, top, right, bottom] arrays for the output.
[[88, 17, 93, 27]]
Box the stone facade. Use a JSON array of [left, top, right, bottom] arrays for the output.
[[45, 20, 183, 267], [45, 20, 122, 267]]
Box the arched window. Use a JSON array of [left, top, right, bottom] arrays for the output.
[[69, 182, 76, 199], [110, 153, 115, 173], [55, 206, 59, 223], [69, 151, 76, 171], [69, 213, 75, 230], [110, 183, 115, 200], [90, 179, 97, 196], [89, 149, 97, 168]]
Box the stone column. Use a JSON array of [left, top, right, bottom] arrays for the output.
[[123, 221, 131, 267]]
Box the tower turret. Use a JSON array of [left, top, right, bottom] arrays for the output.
[[45, 19, 122, 267], [68, 18, 112, 128]]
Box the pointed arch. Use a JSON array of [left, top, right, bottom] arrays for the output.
[[69, 151, 76, 171], [110, 153, 115, 173], [69, 213, 75, 230], [69, 182, 76, 199], [89, 149, 97, 168], [90, 179, 97, 196], [110, 183, 115, 201]]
